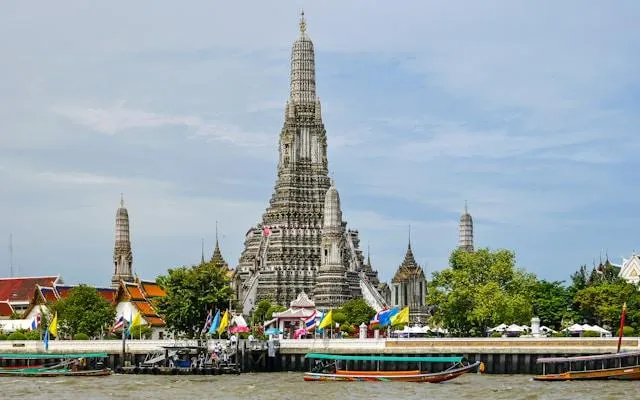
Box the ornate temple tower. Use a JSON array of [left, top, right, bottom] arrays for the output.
[[235, 12, 385, 312], [390, 240, 429, 324], [313, 183, 351, 308], [457, 201, 474, 252], [112, 195, 134, 288]]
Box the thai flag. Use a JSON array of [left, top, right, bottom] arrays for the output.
[[111, 316, 125, 332], [369, 308, 386, 327], [304, 311, 317, 329], [202, 310, 213, 333]]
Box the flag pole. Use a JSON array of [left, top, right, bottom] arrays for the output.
[[617, 302, 627, 353]]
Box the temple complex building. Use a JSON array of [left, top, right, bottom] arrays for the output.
[[234, 12, 386, 314], [112, 195, 134, 287], [458, 201, 474, 252], [390, 240, 429, 324]]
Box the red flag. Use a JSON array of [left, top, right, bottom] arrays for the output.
[[617, 302, 627, 353], [262, 226, 271, 237]]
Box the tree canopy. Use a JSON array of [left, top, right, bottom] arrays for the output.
[[427, 248, 537, 336], [337, 298, 376, 326], [49, 284, 116, 337], [156, 260, 233, 337]]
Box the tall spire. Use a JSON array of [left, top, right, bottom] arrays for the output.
[[458, 201, 474, 252], [299, 9, 307, 36], [408, 224, 412, 248], [201, 237, 205, 265], [289, 10, 316, 104], [112, 195, 134, 287], [211, 221, 228, 268]]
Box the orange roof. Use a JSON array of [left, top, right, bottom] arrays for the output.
[[0, 276, 59, 303], [132, 300, 157, 316], [125, 284, 145, 300], [0, 301, 14, 317], [140, 281, 166, 297], [96, 288, 117, 303], [143, 316, 166, 327]]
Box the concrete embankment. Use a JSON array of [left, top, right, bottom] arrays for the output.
[[1, 337, 637, 374]]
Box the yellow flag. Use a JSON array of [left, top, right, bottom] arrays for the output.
[[391, 307, 409, 326], [217, 310, 230, 334], [318, 310, 333, 329], [130, 311, 142, 329], [48, 313, 58, 337]]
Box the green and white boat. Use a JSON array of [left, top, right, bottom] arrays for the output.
[[0, 352, 111, 377]]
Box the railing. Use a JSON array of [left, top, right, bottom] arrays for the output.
[[0, 339, 231, 354], [359, 272, 387, 311]]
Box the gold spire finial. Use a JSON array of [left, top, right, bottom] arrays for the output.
[[120, 192, 124, 207], [299, 9, 307, 35]]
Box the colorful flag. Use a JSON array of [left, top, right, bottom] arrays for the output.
[[390, 307, 410, 326], [43, 329, 49, 351], [48, 313, 58, 337], [217, 310, 230, 334], [202, 310, 213, 333], [208, 310, 221, 335], [369, 308, 387, 327], [111, 316, 125, 332], [304, 311, 317, 330], [378, 308, 400, 327], [130, 311, 142, 330], [318, 310, 333, 330]]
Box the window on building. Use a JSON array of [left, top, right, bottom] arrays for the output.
[[403, 284, 408, 306], [419, 281, 423, 305], [394, 286, 398, 305], [158, 331, 164, 340]]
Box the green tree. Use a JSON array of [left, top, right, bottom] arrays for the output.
[[252, 300, 273, 324], [427, 248, 537, 336], [338, 298, 375, 326], [573, 281, 639, 329], [49, 285, 115, 337], [156, 261, 233, 337], [531, 280, 572, 330], [266, 304, 287, 320]]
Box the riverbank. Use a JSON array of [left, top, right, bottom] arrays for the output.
[[0, 337, 637, 374]]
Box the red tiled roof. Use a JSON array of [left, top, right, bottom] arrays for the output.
[[0, 276, 59, 303], [140, 281, 166, 298], [96, 288, 117, 303], [54, 285, 117, 303], [132, 300, 157, 316], [38, 286, 58, 303], [0, 301, 14, 317]]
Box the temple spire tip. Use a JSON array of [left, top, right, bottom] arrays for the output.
[[299, 9, 307, 35], [120, 192, 124, 207]]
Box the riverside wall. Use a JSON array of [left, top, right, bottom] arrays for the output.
[[0, 337, 638, 374]]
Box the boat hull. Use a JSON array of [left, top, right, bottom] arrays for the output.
[[0, 368, 112, 378], [534, 365, 640, 381], [304, 361, 480, 383]]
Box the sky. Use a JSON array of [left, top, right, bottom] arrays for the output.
[[0, 1, 639, 287]]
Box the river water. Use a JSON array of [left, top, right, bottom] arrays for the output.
[[5, 373, 639, 399]]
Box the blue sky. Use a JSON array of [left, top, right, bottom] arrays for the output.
[[0, 1, 639, 286]]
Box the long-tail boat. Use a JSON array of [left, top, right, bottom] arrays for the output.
[[303, 353, 481, 382], [0, 352, 112, 377], [534, 351, 640, 381], [534, 302, 640, 381]]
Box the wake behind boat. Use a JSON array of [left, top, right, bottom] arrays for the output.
[[304, 353, 481, 383], [0, 352, 112, 377]]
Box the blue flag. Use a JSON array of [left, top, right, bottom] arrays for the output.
[[208, 310, 220, 335], [44, 329, 49, 351], [379, 308, 400, 327]]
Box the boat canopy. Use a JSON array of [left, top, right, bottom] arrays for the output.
[[0, 352, 108, 360], [305, 353, 463, 363], [537, 350, 640, 364]]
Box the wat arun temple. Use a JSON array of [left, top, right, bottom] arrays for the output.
[[231, 13, 475, 320], [232, 13, 389, 314]]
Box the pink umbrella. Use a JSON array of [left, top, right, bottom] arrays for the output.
[[294, 328, 307, 339], [230, 325, 250, 333]]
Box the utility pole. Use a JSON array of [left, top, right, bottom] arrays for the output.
[[9, 233, 14, 277]]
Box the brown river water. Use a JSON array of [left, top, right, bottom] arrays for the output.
[[4, 373, 639, 400]]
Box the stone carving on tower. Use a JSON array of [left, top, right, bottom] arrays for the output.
[[234, 12, 386, 313], [112, 194, 134, 288], [458, 201, 474, 252], [313, 183, 351, 308], [390, 237, 429, 324]]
